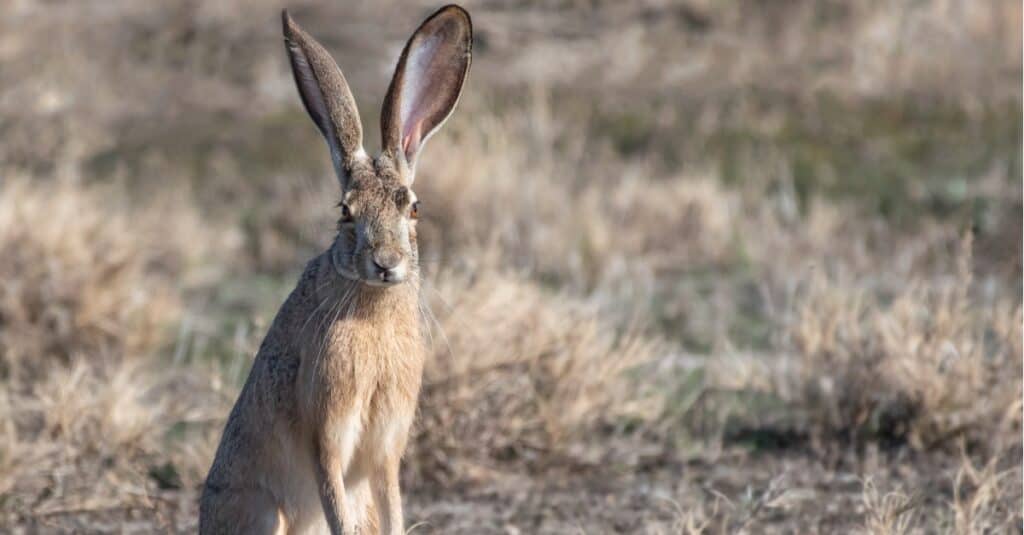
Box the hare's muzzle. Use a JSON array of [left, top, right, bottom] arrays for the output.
[[365, 248, 407, 286]]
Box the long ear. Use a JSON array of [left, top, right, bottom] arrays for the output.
[[381, 5, 472, 177], [282, 10, 364, 188]]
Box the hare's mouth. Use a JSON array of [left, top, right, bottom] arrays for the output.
[[362, 260, 408, 287], [331, 248, 407, 287], [362, 277, 404, 288]]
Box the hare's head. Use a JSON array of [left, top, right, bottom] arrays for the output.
[[282, 5, 471, 287]]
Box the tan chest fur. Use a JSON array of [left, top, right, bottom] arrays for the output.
[[295, 264, 425, 466]]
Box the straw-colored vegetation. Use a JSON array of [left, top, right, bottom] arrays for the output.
[[0, 0, 1019, 532]]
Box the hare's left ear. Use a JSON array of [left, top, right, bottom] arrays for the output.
[[381, 5, 472, 178]]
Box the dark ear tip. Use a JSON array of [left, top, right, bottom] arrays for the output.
[[439, 4, 470, 18], [281, 9, 295, 37], [434, 4, 472, 29]]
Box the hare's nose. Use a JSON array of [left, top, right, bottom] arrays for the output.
[[371, 250, 406, 283], [372, 250, 401, 271]]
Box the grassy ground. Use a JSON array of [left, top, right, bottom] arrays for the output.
[[1, 1, 1021, 533]]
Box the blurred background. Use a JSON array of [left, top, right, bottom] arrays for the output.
[[0, 0, 1020, 532]]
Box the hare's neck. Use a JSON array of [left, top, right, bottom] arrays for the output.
[[341, 281, 420, 320], [322, 280, 423, 367], [313, 255, 421, 333]]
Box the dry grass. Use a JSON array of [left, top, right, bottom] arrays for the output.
[[949, 447, 1022, 534], [419, 98, 741, 283], [0, 360, 221, 531], [0, 178, 185, 381], [705, 232, 1021, 461], [0, 178, 225, 531], [784, 233, 1022, 451], [409, 270, 665, 485], [860, 478, 922, 535], [857, 444, 1022, 535]]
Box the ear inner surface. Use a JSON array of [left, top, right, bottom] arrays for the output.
[[399, 34, 442, 159], [381, 5, 472, 174], [282, 10, 364, 183]]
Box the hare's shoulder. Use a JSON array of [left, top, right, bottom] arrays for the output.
[[254, 253, 332, 352], [244, 255, 329, 409]]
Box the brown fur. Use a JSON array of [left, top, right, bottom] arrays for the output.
[[199, 5, 471, 535], [282, 11, 363, 170]]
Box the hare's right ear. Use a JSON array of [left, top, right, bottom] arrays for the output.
[[282, 10, 364, 189]]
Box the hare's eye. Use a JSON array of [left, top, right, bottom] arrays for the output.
[[409, 201, 420, 219], [340, 204, 353, 222]]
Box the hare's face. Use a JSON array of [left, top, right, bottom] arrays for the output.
[[331, 156, 418, 287]]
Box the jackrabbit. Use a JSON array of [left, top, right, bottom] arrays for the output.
[[199, 5, 472, 534]]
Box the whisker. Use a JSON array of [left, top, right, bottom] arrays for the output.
[[417, 298, 436, 352], [418, 279, 454, 361], [422, 277, 458, 317], [308, 280, 350, 393], [426, 303, 452, 360], [299, 289, 335, 338]]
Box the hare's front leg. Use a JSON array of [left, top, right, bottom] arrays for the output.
[[315, 411, 363, 535], [369, 412, 414, 535], [370, 456, 403, 535]]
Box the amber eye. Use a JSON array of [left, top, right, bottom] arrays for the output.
[[410, 201, 420, 219], [340, 203, 353, 222]]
